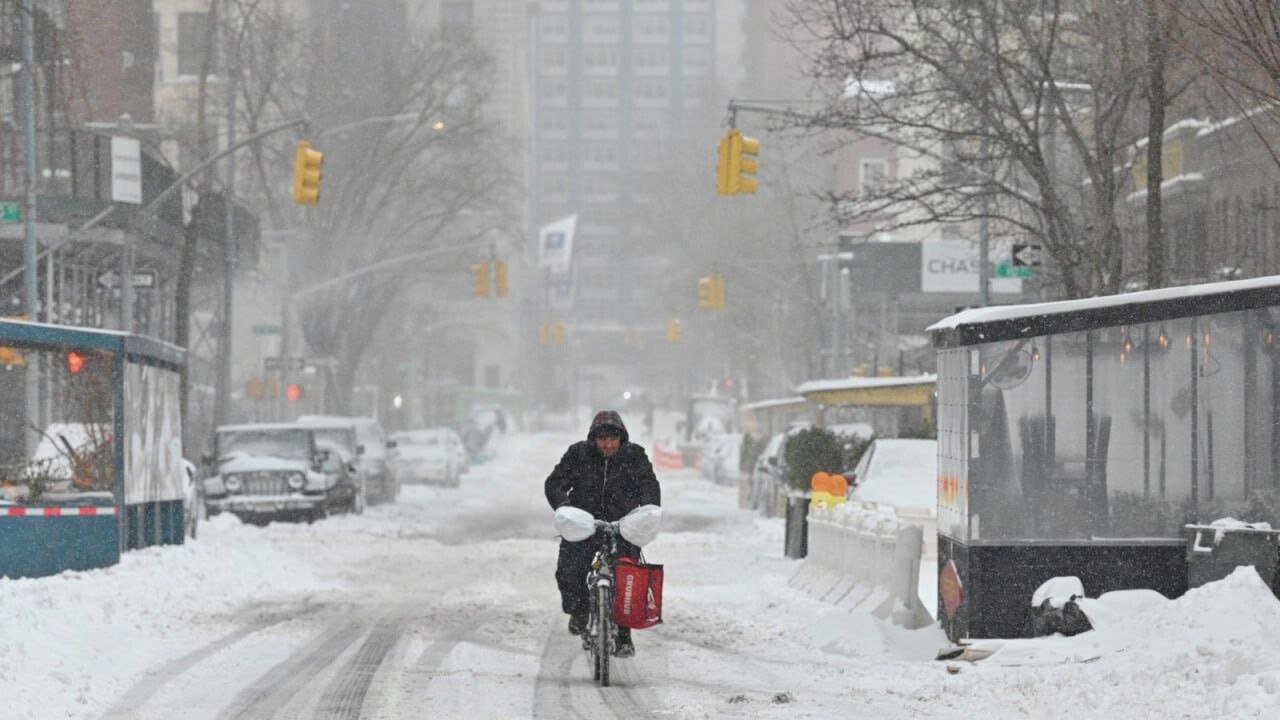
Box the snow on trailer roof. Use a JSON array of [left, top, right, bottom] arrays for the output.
[[741, 396, 807, 412], [795, 374, 937, 395], [928, 275, 1280, 348]]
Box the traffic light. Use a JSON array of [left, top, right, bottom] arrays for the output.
[[471, 260, 490, 297], [698, 275, 725, 310], [552, 321, 567, 346], [666, 319, 682, 343], [286, 383, 303, 402], [539, 321, 550, 346], [65, 350, 86, 374], [716, 133, 733, 195], [494, 260, 508, 297], [291, 140, 325, 205], [718, 129, 760, 195]]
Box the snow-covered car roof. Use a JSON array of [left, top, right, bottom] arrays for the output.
[[851, 438, 938, 510], [295, 415, 361, 430], [217, 422, 309, 433]]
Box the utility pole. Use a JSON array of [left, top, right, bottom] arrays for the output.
[[21, 0, 38, 453], [214, 10, 238, 429]]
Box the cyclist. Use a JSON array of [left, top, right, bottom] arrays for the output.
[[546, 410, 660, 658]]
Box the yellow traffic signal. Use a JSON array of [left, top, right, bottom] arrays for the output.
[[698, 275, 725, 310], [666, 319, 682, 343], [717, 130, 760, 196], [291, 140, 325, 205], [729, 129, 759, 195], [553, 322, 567, 345], [698, 276, 714, 309], [471, 260, 490, 297], [495, 260, 508, 297], [539, 322, 550, 346], [716, 133, 733, 195]]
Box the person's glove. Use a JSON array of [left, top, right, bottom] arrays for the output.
[[554, 505, 595, 541]]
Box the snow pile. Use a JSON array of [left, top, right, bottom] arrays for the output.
[[0, 514, 339, 720]]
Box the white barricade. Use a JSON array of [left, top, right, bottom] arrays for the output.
[[789, 502, 932, 629]]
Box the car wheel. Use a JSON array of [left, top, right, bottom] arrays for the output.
[[309, 504, 329, 524]]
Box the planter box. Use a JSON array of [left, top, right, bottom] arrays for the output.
[[0, 494, 119, 579]]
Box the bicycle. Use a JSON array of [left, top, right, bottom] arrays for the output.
[[584, 519, 622, 687]]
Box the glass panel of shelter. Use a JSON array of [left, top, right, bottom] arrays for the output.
[[967, 308, 1277, 542]]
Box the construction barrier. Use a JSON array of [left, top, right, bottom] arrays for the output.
[[653, 444, 684, 471], [789, 502, 932, 629]]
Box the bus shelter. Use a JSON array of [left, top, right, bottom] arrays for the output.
[[740, 396, 809, 438], [928, 276, 1280, 641], [0, 320, 185, 578], [795, 374, 936, 437]]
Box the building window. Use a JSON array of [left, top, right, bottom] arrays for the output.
[[860, 158, 889, 194], [584, 77, 617, 101], [540, 76, 568, 100], [177, 12, 212, 77], [539, 14, 568, 39], [584, 45, 618, 68], [636, 77, 667, 100], [685, 14, 710, 37], [636, 15, 668, 39], [541, 46, 567, 71], [634, 45, 668, 69], [441, 1, 474, 36], [585, 15, 619, 39]]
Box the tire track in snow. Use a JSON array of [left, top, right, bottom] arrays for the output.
[[532, 623, 662, 720], [313, 615, 406, 718], [102, 602, 328, 719], [215, 622, 364, 720]]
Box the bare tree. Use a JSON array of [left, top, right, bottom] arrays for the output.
[[786, 0, 1151, 297]]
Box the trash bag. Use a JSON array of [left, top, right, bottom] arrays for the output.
[[1028, 596, 1093, 637]]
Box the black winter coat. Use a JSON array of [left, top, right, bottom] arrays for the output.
[[545, 412, 660, 521]]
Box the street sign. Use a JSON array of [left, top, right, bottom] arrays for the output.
[[1012, 243, 1043, 267], [110, 136, 143, 205], [264, 356, 306, 372], [0, 203, 19, 223], [98, 270, 157, 289], [995, 263, 1034, 279], [252, 324, 282, 335]]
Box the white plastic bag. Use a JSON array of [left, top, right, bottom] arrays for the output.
[[555, 505, 595, 542], [619, 504, 663, 547]]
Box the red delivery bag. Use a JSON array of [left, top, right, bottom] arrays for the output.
[[613, 557, 663, 629]]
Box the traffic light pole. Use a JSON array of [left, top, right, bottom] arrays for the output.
[[277, 239, 495, 418]]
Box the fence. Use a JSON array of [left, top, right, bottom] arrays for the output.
[[790, 502, 933, 628]]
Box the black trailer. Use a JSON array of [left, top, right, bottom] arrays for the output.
[[928, 276, 1280, 641]]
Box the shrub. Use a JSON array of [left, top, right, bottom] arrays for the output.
[[784, 427, 844, 492]]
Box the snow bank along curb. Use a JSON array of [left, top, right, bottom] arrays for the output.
[[791, 503, 932, 628]]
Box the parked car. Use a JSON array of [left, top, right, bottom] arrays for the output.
[[292, 416, 370, 512], [298, 415, 399, 504], [203, 423, 361, 523], [391, 428, 465, 486], [702, 432, 742, 487], [182, 460, 207, 539], [845, 438, 939, 556]]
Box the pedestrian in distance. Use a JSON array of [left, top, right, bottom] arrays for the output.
[[545, 410, 660, 658]]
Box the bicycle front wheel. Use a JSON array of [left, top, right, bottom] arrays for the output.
[[596, 583, 613, 687]]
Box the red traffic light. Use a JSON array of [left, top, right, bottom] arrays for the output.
[[66, 350, 85, 374], [286, 383, 303, 402]]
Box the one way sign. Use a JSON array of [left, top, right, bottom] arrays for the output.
[[1012, 244, 1043, 267]]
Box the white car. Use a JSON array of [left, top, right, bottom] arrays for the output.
[[702, 433, 742, 486], [391, 429, 464, 487], [846, 438, 939, 556]]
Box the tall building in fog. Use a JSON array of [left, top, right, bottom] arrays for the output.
[[533, 0, 716, 400]]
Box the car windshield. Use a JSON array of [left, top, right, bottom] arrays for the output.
[[218, 429, 311, 461], [311, 428, 356, 454]]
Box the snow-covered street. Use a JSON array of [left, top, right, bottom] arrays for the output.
[[3, 433, 1280, 719]]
